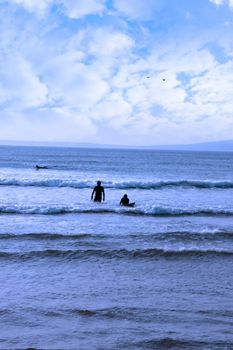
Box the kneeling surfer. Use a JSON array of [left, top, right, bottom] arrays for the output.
[[120, 194, 135, 207]]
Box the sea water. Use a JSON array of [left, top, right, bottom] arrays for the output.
[[0, 146, 233, 349]]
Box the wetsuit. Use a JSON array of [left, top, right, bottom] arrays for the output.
[[120, 196, 129, 205], [92, 185, 105, 202]]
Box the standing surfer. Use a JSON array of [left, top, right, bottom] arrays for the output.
[[91, 181, 105, 202]]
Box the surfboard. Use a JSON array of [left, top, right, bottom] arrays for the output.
[[123, 202, 135, 207]]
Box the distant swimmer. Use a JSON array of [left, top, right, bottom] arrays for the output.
[[120, 194, 135, 207], [35, 165, 48, 170], [91, 181, 105, 202]]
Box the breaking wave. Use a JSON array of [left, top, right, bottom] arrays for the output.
[[1, 178, 233, 190], [0, 204, 233, 217]]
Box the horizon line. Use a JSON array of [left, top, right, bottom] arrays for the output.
[[1, 139, 233, 152]]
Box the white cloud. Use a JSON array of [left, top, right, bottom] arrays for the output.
[[0, 107, 97, 142], [87, 28, 135, 58], [0, 0, 107, 18], [0, 53, 48, 109], [113, 0, 161, 20], [209, 0, 233, 7], [92, 92, 132, 124], [45, 57, 109, 109], [209, 0, 224, 4], [40, 26, 135, 113], [0, 0, 53, 16], [189, 60, 233, 112], [61, 0, 107, 19]]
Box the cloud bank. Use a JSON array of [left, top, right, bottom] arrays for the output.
[[0, 0, 233, 145]]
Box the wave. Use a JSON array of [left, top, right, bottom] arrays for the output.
[[1, 178, 233, 190], [1, 230, 233, 241], [1, 205, 233, 217], [0, 233, 93, 240], [0, 178, 92, 189], [69, 306, 139, 320], [134, 337, 232, 350], [133, 230, 233, 241], [0, 247, 233, 261], [0, 305, 124, 319]]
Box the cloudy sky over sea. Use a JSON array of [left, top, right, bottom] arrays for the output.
[[0, 0, 233, 145]]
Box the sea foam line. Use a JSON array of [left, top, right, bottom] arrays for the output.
[[0, 205, 233, 217], [1, 178, 233, 189]]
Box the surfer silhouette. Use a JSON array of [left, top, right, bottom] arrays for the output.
[[120, 194, 129, 205], [120, 194, 135, 207], [35, 165, 48, 170], [91, 181, 105, 202]]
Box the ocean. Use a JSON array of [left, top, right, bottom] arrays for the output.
[[0, 145, 233, 350]]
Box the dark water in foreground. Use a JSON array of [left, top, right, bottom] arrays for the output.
[[0, 146, 233, 349]]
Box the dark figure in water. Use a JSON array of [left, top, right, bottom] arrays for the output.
[[120, 194, 129, 206], [91, 181, 105, 202], [35, 165, 48, 170]]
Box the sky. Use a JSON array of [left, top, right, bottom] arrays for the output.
[[0, 0, 233, 146]]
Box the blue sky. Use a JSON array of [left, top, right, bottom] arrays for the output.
[[0, 0, 233, 145]]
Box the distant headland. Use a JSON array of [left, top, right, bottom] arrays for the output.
[[1, 140, 233, 152]]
